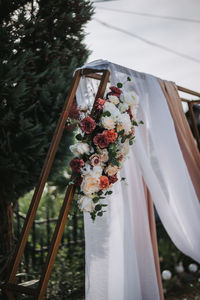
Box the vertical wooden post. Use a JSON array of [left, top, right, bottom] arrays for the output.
[[5, 69, 81, 293], [188, 102, 200, 151], [145, 186, 164, 300]]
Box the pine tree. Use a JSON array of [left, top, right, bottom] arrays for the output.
[[0, 0, 93, 265]]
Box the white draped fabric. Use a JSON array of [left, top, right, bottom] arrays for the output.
[[76, 60, 200, 300]]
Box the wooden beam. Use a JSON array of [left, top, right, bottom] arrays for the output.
[[177, 85, 200, 98]]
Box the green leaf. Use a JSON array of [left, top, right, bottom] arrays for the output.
[[132, 120, 138, 126], [117, 82, 123, 88], [110, 157, 120, 166], [127, 76, 131, 81], [90, 212, 96, 221], [121, 136, 126, 143], [97, 211, 103, 217], [102, 111, 111, 117], [95, 204, 102, 211], [93, 197, 99, 203], [121, 177, 126, 181], [76, 134, 83, 141], [97, 190, 103, 196], [105, 190, 113, 195], [126, 133, 132, 139], [129, 140, 133, 145], [118, 129, 125, 136], [139, 120, 144, 124]]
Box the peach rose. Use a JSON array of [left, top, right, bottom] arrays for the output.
[[99, 149, 109, 163], [81, 175, 100, 195], [101, 116, 115, 130], [105, 165, 119, 176]]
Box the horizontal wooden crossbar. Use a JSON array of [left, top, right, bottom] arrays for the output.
[[5, 281, 38, 295], [85, 72, 200, 100]]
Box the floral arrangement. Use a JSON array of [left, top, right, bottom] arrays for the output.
[[68, 80, 142, 220]]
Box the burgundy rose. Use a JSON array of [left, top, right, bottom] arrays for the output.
[[80, 116, 96, 134], [126, 107, 133, 120], [107, 86, 122, 98], [69, 103, 80, 120], [65, 124, 76, 132], [93, 132, 110, 149], [108, 174, 118, 184], [70, 158, 84, 173]]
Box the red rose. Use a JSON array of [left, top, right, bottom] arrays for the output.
[[80, 116, 96, 134], [93, 132, 110, 148], [99, 175, 110, 189], [70, 158, 84, 173], [108, 174, 118, 184], [103, 129, 118, 143]]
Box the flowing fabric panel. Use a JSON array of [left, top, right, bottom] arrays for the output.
[[76, 67, 160, 300], [76, 60, 200, 300]]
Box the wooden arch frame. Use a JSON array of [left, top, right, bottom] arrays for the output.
[[3, 67, 199, 300]]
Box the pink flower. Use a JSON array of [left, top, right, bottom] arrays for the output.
[[90, 154, 101, 166], [70, 158, 84, 173], [93, 132, 110, 148], [80, 116, 96, 134], [95, 98, 106, 110]]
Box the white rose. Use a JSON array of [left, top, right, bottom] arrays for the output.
[[103, 102, 121, 121], [118, 102, 129, 113], [81, 163, 92, 176], [70, 142, 90, 157], [90, 165, 103, 178], [81, 175, 100, 195], [120, 91, 139, 106], [101, 116, 115, 129], [78, 196, 95, 212], [118, 113, 132, 134], [108, 95, 120, 105]]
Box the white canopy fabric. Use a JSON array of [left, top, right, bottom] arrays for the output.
[[76, 60, 200, 300]]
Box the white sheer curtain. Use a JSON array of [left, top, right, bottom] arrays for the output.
[[76, 60, 200, 300]]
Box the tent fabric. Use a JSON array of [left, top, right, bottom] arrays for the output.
[[75, 60, 200, 300], [159, 79, 200, 200]]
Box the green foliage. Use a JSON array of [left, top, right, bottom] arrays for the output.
[[0, 0, 94, 205]]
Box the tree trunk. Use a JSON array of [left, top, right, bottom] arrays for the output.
[[0, 201, 14, 257]]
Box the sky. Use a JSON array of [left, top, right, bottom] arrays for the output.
[[84, 0, 200, 98]]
